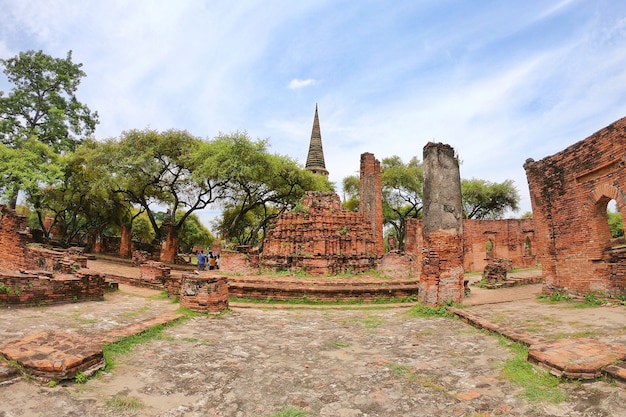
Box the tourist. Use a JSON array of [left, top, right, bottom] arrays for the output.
[[216, 254, 220, 270], [197, 250, 206, 271], [209, 253, 217, 270]]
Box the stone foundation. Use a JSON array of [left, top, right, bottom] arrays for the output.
[[179, 274, 229, 313], [0, 270, 106, 308], [139, 261, 171, 286]]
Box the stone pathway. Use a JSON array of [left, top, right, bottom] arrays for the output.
[[0, 261, 625, 416]]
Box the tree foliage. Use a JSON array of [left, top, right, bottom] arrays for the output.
[[0, 50, 98, 208], [341, 158, 522, 250], [461, 178, 520, 219], [0, 50, 98, 152], [607, 210, 624, 239], [99, 128, 225, 245], [202, 131, 333, 246], [381, 156, 423, 250]]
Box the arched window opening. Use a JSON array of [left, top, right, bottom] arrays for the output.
[[607, 199, 624, 246], [524, 237, 532, 256], [485, 239, 494, 259]]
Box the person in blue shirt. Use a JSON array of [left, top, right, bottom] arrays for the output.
[[197, 250, 207, 271]]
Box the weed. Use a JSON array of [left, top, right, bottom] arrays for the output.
[[74, 371, 88, 384], [151, 291, 170, 300], [264, 406, 308, 417], [102, 324, 168, 372], [122, 305, 150, 318], [406, 301, 454, 318], [497, 336, 567, 403], [105, 395, 144, 413], [387, 363, 447, 391], [582, 291, 604, 307], [538, 291, 572, 303], [327, 340, 350, 349], [48, 380, 57, 388], [363, 315, 383, 328]]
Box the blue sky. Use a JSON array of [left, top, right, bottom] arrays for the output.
[[2, 0, 626, 227]]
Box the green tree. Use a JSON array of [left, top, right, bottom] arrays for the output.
[[200, 131, 332, 247], [341, 155, 424, 251], [100, 129, 226, 261], [177, 212, 214, 252], [607, 210, 624, 239], [381, 156, 424, 250], [30, 141, 129, 245], [461, 178, 520, 219], [341, 175, 360, 212], [0, 50, 98, 208]]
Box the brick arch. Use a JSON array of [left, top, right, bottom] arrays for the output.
[[587, 183, 623, 257], [589, 183, 623, 209]]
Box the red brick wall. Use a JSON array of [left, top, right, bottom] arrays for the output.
[[221, 250, 257, 275], [260, 192, 379, 275], [360, 153, 384, 256], [378, 252, 418, 278], [0, 270, 105, 308], [139, 261, 171, 285], [524, 116, 626, 297], [463, 219, 537, 272], [0, 206, 30, 270], [179, 274, 228, 313]]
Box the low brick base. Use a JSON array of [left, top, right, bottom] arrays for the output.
[[179, 274, 229, 313], [0, 270, 105, 308], [228, 276, 419, 303]]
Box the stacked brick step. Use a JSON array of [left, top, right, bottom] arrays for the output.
[[227, 276, 419, 302]]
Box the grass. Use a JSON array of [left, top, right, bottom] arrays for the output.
[[121, 304, 151, 318], [387, 363, 447, 392], [326, 340, 350, 349], [102, 308, 197, 372], [263, 406, 308, 417], [497, 336, 567, 403], [105, 395, 145, 413], [229, 295, 418, 306], [102, 325, 167, 372], [406, 302, 454, 318], [362, 315, 384, 328]]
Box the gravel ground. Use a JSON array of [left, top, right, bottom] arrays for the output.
[[0, 285, 624, 417]]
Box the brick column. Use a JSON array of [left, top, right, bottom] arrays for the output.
[[359, 153, 384, 256], [419, 143, 464, 306]]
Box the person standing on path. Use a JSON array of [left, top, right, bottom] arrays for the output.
[[197, 250, 207, 271]]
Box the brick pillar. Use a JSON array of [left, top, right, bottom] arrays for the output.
[[159, 221, 178, 263], [359, 153, 384, 256], [419, 143, 464, 306], [119, 223, 132, 258]]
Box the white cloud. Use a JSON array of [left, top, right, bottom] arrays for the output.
[[288, 78, 317, 89]]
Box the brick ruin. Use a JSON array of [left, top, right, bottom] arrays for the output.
[[179, 274, 229, 313], [258, 153, 385, 275], [259, 191, 380, 275], [463, 219, 536, 272], [525, 116, 626, 298], [418, 142, 465, 305], [405, 217, 537, 273], [0, 206, 107, 307]]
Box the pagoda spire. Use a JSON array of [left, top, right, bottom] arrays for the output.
[[305, 103, 329, 176]]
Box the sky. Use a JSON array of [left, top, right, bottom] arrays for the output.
[[2, 0, 626, 228]]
